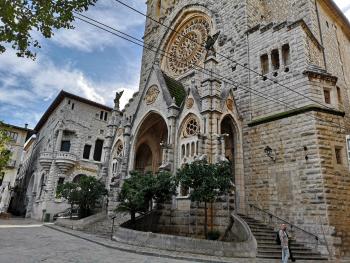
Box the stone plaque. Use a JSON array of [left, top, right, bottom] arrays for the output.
[[144, 85, 160, 105], [186, 98, 194, 109], [176, 199, 191, 211], [226, 98, 234, 111]]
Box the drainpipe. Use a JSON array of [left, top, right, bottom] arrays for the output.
[[315, 0, 328, 71]]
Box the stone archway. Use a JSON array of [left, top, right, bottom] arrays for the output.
[[220, 115, 245, 212], [25, 174, 35, 217], [134, 113, 168, 173], [221, 115, 236, 183], [73, 174, 87, 183]]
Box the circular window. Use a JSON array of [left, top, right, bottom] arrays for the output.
[[162, 13, 211, 77], [184, 117, 199, 137]]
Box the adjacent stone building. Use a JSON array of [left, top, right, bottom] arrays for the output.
[[0, 123, 32, 213], [17, 90, 112, 220], [102, 0, 350, 258]]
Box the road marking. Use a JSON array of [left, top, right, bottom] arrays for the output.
[[0, 224, 43, 228]]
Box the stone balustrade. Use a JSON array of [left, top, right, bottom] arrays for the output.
[[55, 152, 77, 174], [39, 152, 54, 172]]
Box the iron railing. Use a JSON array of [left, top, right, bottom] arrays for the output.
[[246, 203, 330, 256]]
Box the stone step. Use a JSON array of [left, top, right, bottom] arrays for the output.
[[240, 214, 327, 261], [257, 253, 328, 260], [258, 244, 308, 249], [258, 248, 316, 254]]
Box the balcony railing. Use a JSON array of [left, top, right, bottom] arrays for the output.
[[6, 160, 16, 168], [39, 152, 53, 172], [55, 151, 77, 173]]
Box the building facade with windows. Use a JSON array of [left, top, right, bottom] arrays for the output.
[[20, 90, 112, 220], [101, 0, 350, 258], [0, 123, 32, 213]]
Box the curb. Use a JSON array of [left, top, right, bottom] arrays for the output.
[[44, 224, 237, 263]]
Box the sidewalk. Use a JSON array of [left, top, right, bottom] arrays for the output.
[[0, 217, 44, 227], [45, 224, 349, 263]]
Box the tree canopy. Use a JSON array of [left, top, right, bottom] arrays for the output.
[[0, 0, 98, 59], [56, 175, 107, 218], [0, 122, 12, 176], [176, 160, 232, 238], [117, 170, 176, 223]]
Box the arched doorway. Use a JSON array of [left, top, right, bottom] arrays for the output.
[[25, 174, 35, 217], [73, 174, 87, 183], [220, 115, 246, 212], [134, 112, 168, 173], [221, 115, 236, 183]]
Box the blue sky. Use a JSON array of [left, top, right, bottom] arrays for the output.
[[0, 0, 349, 129]]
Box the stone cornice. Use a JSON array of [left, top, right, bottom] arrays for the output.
[[303, 69, 338, 84], [288, 20, 323, 51], [248, 105, 345, 127]]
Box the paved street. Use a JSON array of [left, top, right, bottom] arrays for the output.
[[0, 221, 194, 263], [0, 219, 347, 263]]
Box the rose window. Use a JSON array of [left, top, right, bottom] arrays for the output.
[[184, 117, 199, 137], [162, 13, 211, 77]]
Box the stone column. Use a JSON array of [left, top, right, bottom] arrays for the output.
[[122, 121, 132, 179], [279, 46, 284, 69], [167, 99, 179, 172], [55, 129, 63, 151]]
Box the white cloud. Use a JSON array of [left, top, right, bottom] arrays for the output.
[[0, 49, 139, 128], [334, 0, 350, 20], [51, 0, 146, 52]]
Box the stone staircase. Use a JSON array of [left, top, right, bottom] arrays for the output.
[[239, 214, 328, 261]]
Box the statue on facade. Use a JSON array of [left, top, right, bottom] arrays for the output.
[[205, 31, 220, 57], [114, 90, 124, 110]]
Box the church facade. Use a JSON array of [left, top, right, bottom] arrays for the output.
[[102, 0, 350, 257]]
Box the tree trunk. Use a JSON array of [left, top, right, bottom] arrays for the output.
[[204, 201, 208, 239], [70, 204, 73, 220], [131, 211, 136, 226], [210, 202, 213, 231]]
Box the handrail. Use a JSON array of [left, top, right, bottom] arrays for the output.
[[248, 203, 320, 241]]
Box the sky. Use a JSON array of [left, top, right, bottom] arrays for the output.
[[0, 0, 349, 129]]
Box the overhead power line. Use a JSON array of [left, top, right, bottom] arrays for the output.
[[114, 0, 346, 114], [72, 13, 347, 131]]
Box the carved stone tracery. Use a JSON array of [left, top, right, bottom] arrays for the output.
[[162, 13, 211, 77]]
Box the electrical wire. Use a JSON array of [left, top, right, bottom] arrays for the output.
[[73, 13, 348, 131]]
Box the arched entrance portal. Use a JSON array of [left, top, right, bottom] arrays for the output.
[[221, 116, 236, 183], [134, 113, 168, 173], [73, 174, 87, 183]]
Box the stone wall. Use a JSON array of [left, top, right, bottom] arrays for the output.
[[315, 112, 350, 257], [107, 0, 350, 258], [26, 96, 111, 221]]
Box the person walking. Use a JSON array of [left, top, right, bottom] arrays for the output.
[[279, 224, 289, 263]]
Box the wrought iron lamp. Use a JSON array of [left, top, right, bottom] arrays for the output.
[[264, 146, 276, 162]]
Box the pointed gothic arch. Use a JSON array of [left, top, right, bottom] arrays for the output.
[[220, 114, 245, 212], [133, 112, 168, 173]]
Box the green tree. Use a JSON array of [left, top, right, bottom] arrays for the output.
[[56, 181, 80, 218], [117, 170, 176, 224], [0, 0, 98, 59], [152, 170, 177, 204], [176, 160, 232, 239], [78, 176, 107, 218], [0, 122, 12, 176], [57, 176, 107, 218]]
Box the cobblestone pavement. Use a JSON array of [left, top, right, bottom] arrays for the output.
[[0, 219, 347, 263]]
